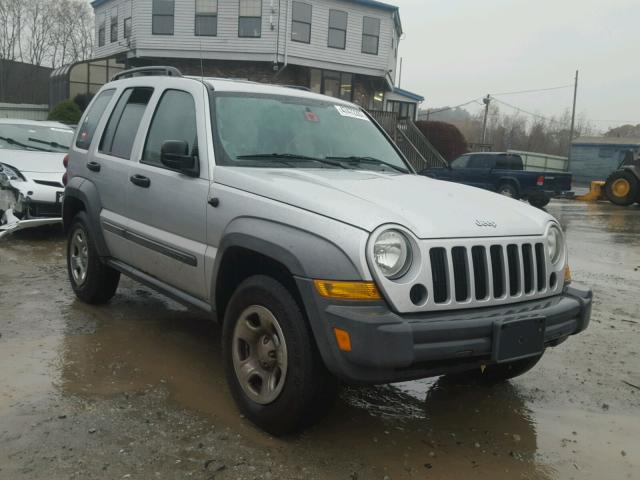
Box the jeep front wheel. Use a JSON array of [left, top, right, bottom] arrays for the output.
[[67, 212, 120, 304], [222, 275, 336, 435]]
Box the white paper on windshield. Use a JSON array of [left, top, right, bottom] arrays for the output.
[[335, 105, 369, 121]]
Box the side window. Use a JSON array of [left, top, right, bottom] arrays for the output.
[[142, 90, 198, 168], [495, 155, 510, 169], [468, 155, 493, 169], [510, 155, 523, 170], [76, 89, 115, 150], [100, 87, 154, 159]]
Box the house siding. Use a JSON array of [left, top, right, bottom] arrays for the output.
[[92, 0, 400, 79]]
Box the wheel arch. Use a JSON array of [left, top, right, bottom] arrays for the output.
[[63, 177, 109, 256]]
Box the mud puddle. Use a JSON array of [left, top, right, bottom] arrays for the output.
[[1, 202, 639, 479]]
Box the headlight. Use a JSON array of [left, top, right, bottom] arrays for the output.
[[547, 224, 565, 265], [0, 163, 24, 181], [373, 229, 412, 279]]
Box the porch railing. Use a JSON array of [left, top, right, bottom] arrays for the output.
[[367, 110, 447, 171]]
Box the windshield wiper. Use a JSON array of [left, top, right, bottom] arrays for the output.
[[327, 156, 409, 173], [28, 137, 70, 150], [236, 153, 347, 169], [0, 135, 51, 152]]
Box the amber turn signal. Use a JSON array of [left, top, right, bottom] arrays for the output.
[[564, 264, 572, 284], [313, 280, 382, 300], [333, 328, 352, 352]]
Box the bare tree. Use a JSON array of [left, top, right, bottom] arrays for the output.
[[24, 0, 55, 66], [0, 0, 26, 61]]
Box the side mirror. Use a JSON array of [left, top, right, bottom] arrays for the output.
[[161, 140, 199, 177]]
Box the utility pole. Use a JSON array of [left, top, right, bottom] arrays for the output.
[[568, 70, 579, 169], [481, 94, 491, 144]]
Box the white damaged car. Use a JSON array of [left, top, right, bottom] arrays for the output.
[[0, 119, 73, 238]]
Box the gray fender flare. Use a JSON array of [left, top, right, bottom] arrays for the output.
[[210, 217, 364, 304], [63, 177, 109, 257]]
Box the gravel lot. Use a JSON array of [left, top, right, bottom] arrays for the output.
[[0, 200, 638, 479]]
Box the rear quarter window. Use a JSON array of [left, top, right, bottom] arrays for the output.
[[75, 89, 115, 150]]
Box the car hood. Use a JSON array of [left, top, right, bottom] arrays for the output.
[[0, 150, 66, 176], [214, 168, 554, 238]]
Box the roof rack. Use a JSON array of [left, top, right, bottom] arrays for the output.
[[112, 66, 183, 81]]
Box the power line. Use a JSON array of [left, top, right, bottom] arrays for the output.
[[491, 97, 552, 121], [491, 84, 574, 96]]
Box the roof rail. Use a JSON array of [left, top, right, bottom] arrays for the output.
[[111, 66, 183, 81], [285, 85, 311, 92]]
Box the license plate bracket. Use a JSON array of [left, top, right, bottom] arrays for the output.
[[492, 317, 545, 363]]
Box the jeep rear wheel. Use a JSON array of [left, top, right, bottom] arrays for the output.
[[67, 212, 120, 304], [222, 275, 337, 435]]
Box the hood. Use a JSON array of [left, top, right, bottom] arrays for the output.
[[214, 168, 554, 239], [0, 150, 66, 176]]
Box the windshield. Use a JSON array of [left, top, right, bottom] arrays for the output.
[[0, 123, 74, 153], [213, 93, 410, 173], [450, 155, 471, 168]]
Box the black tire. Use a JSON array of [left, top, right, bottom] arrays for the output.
[[222, 275, 337, 436], [604, 170, 639, 206], [67, 211, 120, 304], [443, 354, 543, 385], [529, 194, 550, 208], [497, 182, 519, 200]]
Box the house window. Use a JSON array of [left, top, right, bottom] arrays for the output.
[[152, 0, 174, 35], [110, 8, 118, 42], [309, 69, 353, 102], [291, 2, 311, 44], [387, 100, 416, 120], [124, 17, 132, 39], [98, 17, 106, 47], [239, 0, 261, 37], [362, 16, 380, 55], [328, 10, 347, 49], [196, 0, 218, 36]]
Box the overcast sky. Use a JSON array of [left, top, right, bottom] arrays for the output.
[[393, 0, 640, 130]]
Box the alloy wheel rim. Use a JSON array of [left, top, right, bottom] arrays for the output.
[[70, 228, 89, 285], [232, 305, 288, 405], [612, 178, 631, 197], [500, 188, 513, 197]]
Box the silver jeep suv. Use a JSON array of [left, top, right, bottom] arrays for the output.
[[64, 67, 592, 435]]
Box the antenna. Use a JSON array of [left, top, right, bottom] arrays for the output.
[[199, 39, 205, 82]]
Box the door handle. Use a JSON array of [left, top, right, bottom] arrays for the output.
[[130, 174, 150, 188], [86, 161, 101, 172]]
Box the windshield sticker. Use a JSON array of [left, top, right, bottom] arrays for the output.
[[335, 105, 369, 121], [304, 109, 319, 122], [51, 128, 73, 134]]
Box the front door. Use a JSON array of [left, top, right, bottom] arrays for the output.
[[125, 82, 210, 300]]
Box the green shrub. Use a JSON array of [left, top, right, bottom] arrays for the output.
[[48, 100, 82, 124]]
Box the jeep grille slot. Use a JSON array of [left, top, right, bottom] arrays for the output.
[[535, 243, 546, 291], [451, 247, 469, 302], [522, 244, 534, 293], [471, 246, 488, 300], [490, 245, 505, 298], [429, 248, 449, 303], [506, 244, 521, 296]]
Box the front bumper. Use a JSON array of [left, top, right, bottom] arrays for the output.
[[297, 278, 592, 384]]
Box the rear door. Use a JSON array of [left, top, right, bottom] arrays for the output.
[[124, 80, 210, 300], [91, 86, 155, 263]]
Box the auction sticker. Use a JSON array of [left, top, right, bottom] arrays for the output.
[[335, 105, 369, 121]]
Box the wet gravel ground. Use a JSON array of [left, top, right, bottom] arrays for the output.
[[0, 200, 639, 480]]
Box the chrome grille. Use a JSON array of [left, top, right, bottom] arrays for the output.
[[429, 241, 549, 306]]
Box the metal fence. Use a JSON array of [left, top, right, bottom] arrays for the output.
[[0, 103, 49, 121], [507, 150, 569, 173]]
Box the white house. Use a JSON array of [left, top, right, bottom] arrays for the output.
[[80, 0, 422, 114]]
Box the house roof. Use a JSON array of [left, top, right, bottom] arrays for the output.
[[572, 136, 640, 147], [391, 87, 425, 103]]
